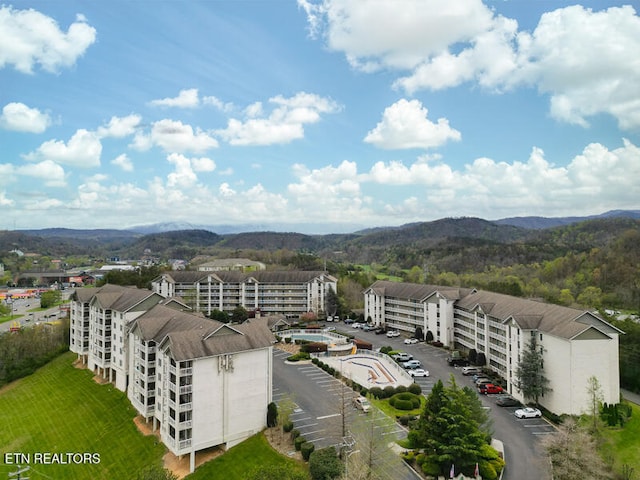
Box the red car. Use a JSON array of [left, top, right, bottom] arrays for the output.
[[478, 384, 504, 395]]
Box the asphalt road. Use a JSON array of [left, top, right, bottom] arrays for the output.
[[274, 322, 554, 480]]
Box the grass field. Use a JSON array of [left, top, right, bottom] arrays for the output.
[[0, 352, 165, 479], [0, 352, 310, 480], [599, 402, 640, 476], [185, 433, 309, 480]]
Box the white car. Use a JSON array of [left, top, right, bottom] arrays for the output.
[[514, 407, 542, 419], [404, 338, 419, 345], [386, 330, 400, 338], [409, 368, 429, 377], [353, 396, 371, 413]]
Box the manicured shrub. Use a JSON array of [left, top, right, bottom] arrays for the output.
[[398, 415, 414, 426], [301, 441, 315, 461], [408, 383, 422, 395], [311, 357, 319, 365], [360, 387, 368, 397], [395, 385, 407, 394], [291, 429, 300, 440], [294, 436, 306, 451], [369, 387, 384, 399], [383, 386, 396, 398], [286, 352, 311, 362], [379, 346, 393, 354], [267, 402, 278, 427], [309, 447, 342, 480], [284, 337, 292, 344], [401, 450, 415, 464], [393, 399, 414, 411], [283, 421, 294, 433]]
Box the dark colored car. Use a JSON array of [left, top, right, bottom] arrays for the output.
[[447, 357, 470, 367], [496, 396, 522, 407]]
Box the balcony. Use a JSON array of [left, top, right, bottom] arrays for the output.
[[179, 402, 193, 412], [179, 385, 192, 394], [179, 439, 192, 450]]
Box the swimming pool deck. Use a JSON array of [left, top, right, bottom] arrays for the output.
[[322, 353, 413, 388]]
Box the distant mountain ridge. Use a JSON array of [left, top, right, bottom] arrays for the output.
[[493, 209, 640, 229]]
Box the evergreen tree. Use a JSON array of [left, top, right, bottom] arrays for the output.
[[514, 335, 551, 406]]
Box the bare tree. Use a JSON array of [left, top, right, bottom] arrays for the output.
[[586, 375, 604, 434], [541, 418, 612, 480]]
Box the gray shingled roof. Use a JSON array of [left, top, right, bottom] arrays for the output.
[[456, 289, 621, 339], [75, 284, 161, 311], [366, 280, 469, 302], [133, 305, 275, 361]]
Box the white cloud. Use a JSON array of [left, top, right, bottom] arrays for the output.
[[0, 191, 13, 206], [191, 157, 216, 172], [364, 99, 461, 149], [149, 88, 200, 108], [24, 129, 102, 167], [133, 119, 218, 153], [216, 92, 341, 146], [97, 114, 142, 138], [16, 160, 66, 187], [516, 5, 640, 130], [0, 6, 96, 74], [167, 153, 198, 188], [202, 95, 234, 113], [303, 1, 640, 130], [112, 153, 134, 172], [0, 102, 51, 133]]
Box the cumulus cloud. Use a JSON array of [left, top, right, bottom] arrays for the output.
[[132, 119, 218, 153], [166, 153, 216, 188], [203, 95, 234, 112], [112, 153, 133, 172], [301, 1, 640, 130], [516, 5, 640, 130], [0, 102, 51, 133], [0, 6, 96, 74], [149, 88, 200, 108], [364, 99, 461, 149], [16, 159, 66, 187], [215, 92, 341, 146], [23, 129, 102, 167], [97, 114, 142, 138]]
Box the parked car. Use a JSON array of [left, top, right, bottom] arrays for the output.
[[363, 324, 376, 331], [514, 407, 542, 418], [461, 366, 482, 376], [323, 326, 336, 332], [344, 318, 355, 324], [496, 396, 522, 407], [402, 360, 422, 369], [353, 396, 371, 413], [393, 352, 413, 362], [409, 368, 429, 377], [374, 328, 386, 335], [404, 338, 419, 345], [478, 384, 504, 395], [386, 330, 400, 338], [447, 357, 470, 367], [474, 378, 492, 387]]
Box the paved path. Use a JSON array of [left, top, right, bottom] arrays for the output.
[[622, 388, 640, 405]]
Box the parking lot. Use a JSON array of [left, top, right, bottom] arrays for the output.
[[300, 321, 554, 480]]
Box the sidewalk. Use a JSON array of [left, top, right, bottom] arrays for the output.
[[621, 388, 640, 405]]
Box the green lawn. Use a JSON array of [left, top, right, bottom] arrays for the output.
[[0, 352, 309, 480], [0, 352, 165, 479], [599, 402, 640, 476], [185, 433, 309, 480]]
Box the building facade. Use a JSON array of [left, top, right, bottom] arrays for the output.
[[70, 286, 275, 473], [364, 280, 622, 415], [128, 305, 274, 473], [151, 270, 337, 319]]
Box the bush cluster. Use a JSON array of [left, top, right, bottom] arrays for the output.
[[369, 383, 421, 399], [286, 351, 311, 362], [389, 392, 421, 411]]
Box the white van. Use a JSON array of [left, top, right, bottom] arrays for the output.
[[461, 366, 482, 376]]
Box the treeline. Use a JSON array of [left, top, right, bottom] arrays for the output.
[[0, 319, 70, 387]]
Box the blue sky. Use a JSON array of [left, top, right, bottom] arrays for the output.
[[1, 1, 639, 233]]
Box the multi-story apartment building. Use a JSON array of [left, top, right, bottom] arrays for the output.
[[364, 280, 623, 415], [128, 304, 274, 473], [71, 286, 275, 473], [69, 284, 165, 391], [151, 270, 337, 318]]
